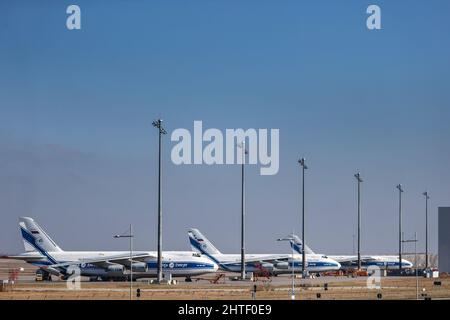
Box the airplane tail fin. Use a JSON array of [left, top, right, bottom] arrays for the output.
[[290, 235, 315, 254], [19, 217, 63, 253], [188, 228, 221, 255]]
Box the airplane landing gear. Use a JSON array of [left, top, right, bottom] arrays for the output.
[[36, 269, 52, 281]]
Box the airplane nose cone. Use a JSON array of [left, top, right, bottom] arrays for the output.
[[335, 261, 342, 270], [213, 262, 219, 271]]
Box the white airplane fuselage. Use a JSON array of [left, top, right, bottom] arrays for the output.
[[187, 229, 341, 275], [328, 255, 413, 270], [206, 253, 342, 274], [12, 217, 218, 281], [288, 236, 413, 271], [13, 250, 218, 279]]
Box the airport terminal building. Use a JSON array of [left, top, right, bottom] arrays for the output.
[[439, 207, 450, 273]]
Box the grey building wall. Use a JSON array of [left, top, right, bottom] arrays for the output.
[[439, 207, 450, 273]]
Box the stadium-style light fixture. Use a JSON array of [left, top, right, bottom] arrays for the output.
[[152, 119, 166, 283], [238, 142, 248, 280], [277, 235, 296, 299], [396, 184, 404, 273], [298, 158, 308, 278], [113, 224, 134, 300], [422, 191, 430, 270], [354, 172, 363, 270]]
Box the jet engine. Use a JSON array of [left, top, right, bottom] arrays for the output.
[[106, 265, 125, 275], [259, 263, 274, 272], [275, 262, 289, 270], [131, 262, 148, 273]]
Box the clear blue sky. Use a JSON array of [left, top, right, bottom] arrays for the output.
[[1, 1, 449, 255]]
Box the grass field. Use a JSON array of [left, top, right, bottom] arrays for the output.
[[1, 259, 448, 300]]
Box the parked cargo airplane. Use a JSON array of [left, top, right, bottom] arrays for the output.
[[6, 217, 218, 281], [188, 228, 341, 275], [284, 234, 413, 270]]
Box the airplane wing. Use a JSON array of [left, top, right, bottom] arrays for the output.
[[221, 254, 291, 266], [2, 255, 47, 262], [47, 253, 156, 270]]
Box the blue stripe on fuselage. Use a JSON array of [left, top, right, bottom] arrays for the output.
[[290, 242, 302, 254], [189, 237, 286, 271], [20, 227, 58, 265], [189, 237, 232, 271], [146, 261, 216, 269]]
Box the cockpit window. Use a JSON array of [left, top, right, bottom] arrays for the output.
[[322, 255, 328, 259], [192, 252, 201, 257]]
